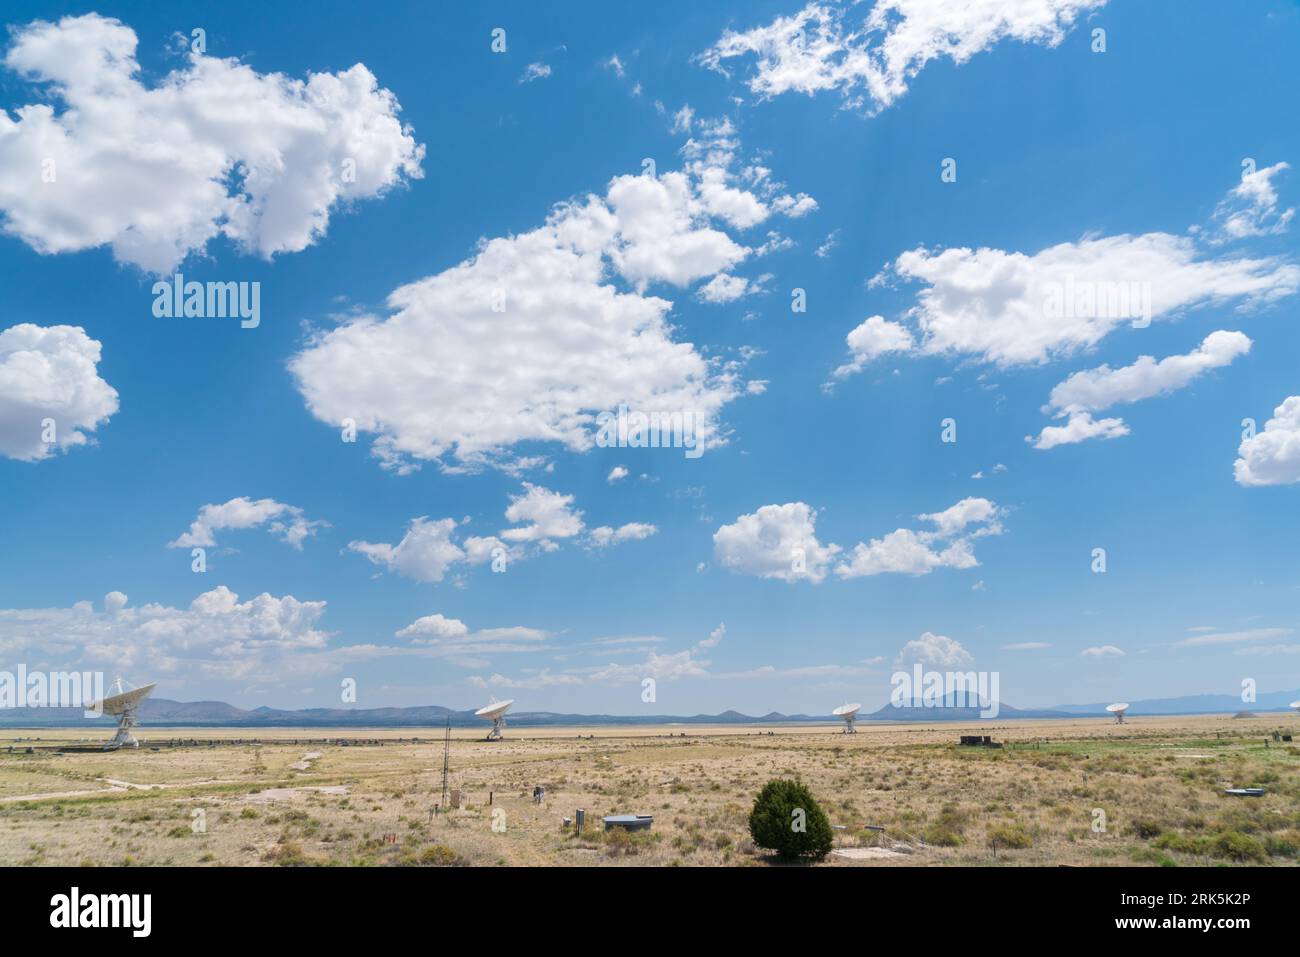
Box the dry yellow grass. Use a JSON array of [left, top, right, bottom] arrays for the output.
[[1, 713, 1297, 867]]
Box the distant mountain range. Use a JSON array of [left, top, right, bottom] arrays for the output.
[[0, 689, 1296, 728], [1048, 688, 1300, 716]]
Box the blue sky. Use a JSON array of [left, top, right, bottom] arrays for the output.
[[2, 1, 1299, 715]]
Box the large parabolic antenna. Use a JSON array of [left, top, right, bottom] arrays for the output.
[[87, 678, 156, 750], [1106, 702, 1130, 725], [475, 698, 513, 741], [1290, 700, 1300, 714], [832, 702, 861, 734]]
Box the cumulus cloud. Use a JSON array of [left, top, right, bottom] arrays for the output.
[[697, 271, 769, 303], [501, 484, 585, 547], [0, 323, 118, 461], [606, 465, 629, 483], [831, 315, 914, 380], [877, 234, 1296, 367], [0, 14, 423, 272], [1080, 644, 1125, 657], [712, 502, 842, 583], [895, 631, 973, 668], [698, 0, 1105, 114], [351, 484, 654, 583], [1210, 162, 1293, 242], [350, 516, 470, 583], [0, 586, 337, 683], [395, 613, 468, 640], [1046, 330, 1251, 413], [1029, 330, 1251, 448], [289, 118, 809, 474], [587, 522, 658, 547], [713, 497, 1000, 583], [836, 497, 1003, 579], [395, 612, 550, 664], [168, 496, 328, 550], [1235, 395, 1300, 486], [1029, 411, 1129, 450]]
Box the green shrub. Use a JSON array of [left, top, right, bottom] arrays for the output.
[[1210, 830, 1267, 863], [1128, 817, 1163, 840], [924, 804, 969, 847], [987, 821, 1034, 850], [417, 844, 460, 866], [748, 779, 834, 860]]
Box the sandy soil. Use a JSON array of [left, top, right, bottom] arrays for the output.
[[1, 713, 1296, 867]]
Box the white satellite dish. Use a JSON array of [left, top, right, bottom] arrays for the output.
[[86, 678, 156, 750], [1290, 700, 1300, 713], [832, 702, 861, 734], [475, 698, 514, 741], [1106, 702, 1130, 725]]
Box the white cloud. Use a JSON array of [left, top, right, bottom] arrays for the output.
[[519, 62, 552, 83], [1046, 330, 1251, 413], [715, 497, 1000, 583], [1210, 162, 1293, 241], [290, 118, 807, 474], [836, 529, 978, 578], [471, 647, 710, 690], [1235, 396, 1300, 486], [1002, 641, 1052, 650], [1234, 644, 1300, 657], [606, 465, 629, 483], [169, 496, 327, 550], [698, 622, 726, 649], [351, 485, 654, 583], [698, 0, 1105, 114], [896, 631, 973, 667], [712, 502, 841, 583], [350, 516, 467, 584], [0, 586, 336, 683], [917, 496, 1001, 536], [395, 613, 468, 640], [501, 484, 584, 546], [1028, 411, 1129, 450], [697, 272, 766, 303], [395, 613, 550, 663], [0, 323, 118, 461], [1029, 330, 1251, 448], [815, 229, 840, 258], [0, 14, 423, 273], [1175, 627, 1292, 647], [831, 315, 914, 379], [879, 233, 1297, 367], [1080, 644, 1125, 657], [587, 522, 658, 547], [836, 497, 1002, 579]]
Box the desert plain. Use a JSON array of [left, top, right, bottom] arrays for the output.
[[1, 713, 1297, 866]]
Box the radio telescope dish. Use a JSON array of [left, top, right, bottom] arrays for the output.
[[1106, 702, 1130, 725], [475, 698, 513, 741], [832, 702, 861, 734], [86, 678, 156, 750], [1290, 700, 1300, 713]]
